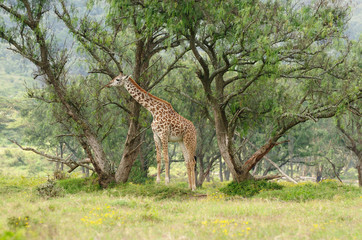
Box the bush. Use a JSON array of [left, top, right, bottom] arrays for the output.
[[220, 180, 283, 197], [53, 170, 69, 180], [57, 177, 101, 194], [109, 182, 193, 200], [257, 180, 361, 201], [128, 160, 152, 184], [35, 179, 64, 199]]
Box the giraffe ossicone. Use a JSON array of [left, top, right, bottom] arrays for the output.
[[103, 72, 197, 191]]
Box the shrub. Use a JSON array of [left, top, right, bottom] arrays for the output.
[[109, 182, 193, 200], [220, 180, 283, 197], [53, 170, 69, 180], [57, 177, 101, 194], [35, 179, 64, 199], [257, 181, 361, 201]]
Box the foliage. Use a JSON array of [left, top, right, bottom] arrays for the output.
[[35, 179, 64, 199], [220, 180, 283, 197], [127, 159, 152, 184], [257, 180, 362, 201], [57, 177, 101, 194], [108, 182, 194, 200]]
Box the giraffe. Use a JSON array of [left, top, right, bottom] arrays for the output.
[[102, 72, 197, 191]]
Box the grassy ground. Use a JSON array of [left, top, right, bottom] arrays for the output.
[[0, 175, 361, 240]]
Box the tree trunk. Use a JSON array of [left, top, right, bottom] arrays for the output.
[[138, 133, 148, 179], [223, 162, 230, 181], [212, 105, 246, 181], [288, 135, 294, 178], [351, 154, 362, 187], [357, 163, 362, 187], [219, 157, 223, 182], [240, 139, 277, 180], [115, 37, 150, 183], [196, 155, 205, 187], [60, 142, 64, 171], [316, 164, 323, 183], [115, 100, 142, 183]]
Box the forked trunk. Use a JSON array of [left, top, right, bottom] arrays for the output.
[[212, 104, 284, 182], [212, 105, 253, 182]]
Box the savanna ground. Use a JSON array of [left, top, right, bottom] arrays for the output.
[[0, 174, 361, 240]]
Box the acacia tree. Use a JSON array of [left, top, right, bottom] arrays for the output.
[[56, 0, 187, 183], [0, 0, 116, 186], [0, 0, 185, 187], [162, 0, 361, 182]]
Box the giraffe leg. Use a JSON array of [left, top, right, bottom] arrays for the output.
[[162, 138, 170, 184], [182, 132, 197, 191], [179, 142, 194, 190], [153, 133, 162, 184], [189, 157, 196, 191]]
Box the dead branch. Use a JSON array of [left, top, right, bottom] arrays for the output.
[[324, 157, 343, 183], [8, 139, 94, 173], [254, 174, 282, 181]]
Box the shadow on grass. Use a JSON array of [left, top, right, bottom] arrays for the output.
[[58, 178, 361, 202], [57, 177, 196, 200]]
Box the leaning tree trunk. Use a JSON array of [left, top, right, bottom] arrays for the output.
[[115, 100, 142, 182], [212, 105, 253, 182], [81, 130, 114, 187]]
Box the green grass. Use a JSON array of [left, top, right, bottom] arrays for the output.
[[0, 175, 361, 240], [0, 147, 53, 177]]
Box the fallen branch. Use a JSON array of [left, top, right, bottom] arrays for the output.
[[8, 139, 94, 173], [254, 174, 282, 181]]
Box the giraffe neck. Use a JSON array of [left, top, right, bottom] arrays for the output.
[[124, 77, 172, 115]]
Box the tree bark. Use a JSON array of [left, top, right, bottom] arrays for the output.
[[115, 100, 142, 182], [219, 157, 223, 182], [357, 160, 362, 187]]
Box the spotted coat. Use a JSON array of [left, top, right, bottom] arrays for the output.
[[105, 73, 197, 191]]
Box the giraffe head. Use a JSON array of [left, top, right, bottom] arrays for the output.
[[102, 72, 130, 89]]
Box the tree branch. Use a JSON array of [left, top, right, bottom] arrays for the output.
[[8, 139, 94, 172]]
